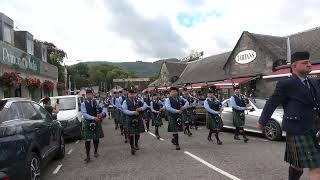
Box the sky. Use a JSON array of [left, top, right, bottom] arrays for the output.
[[1, 0, 320, 65]]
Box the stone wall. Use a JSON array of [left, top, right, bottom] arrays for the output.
[[225, 32, 274, 78]]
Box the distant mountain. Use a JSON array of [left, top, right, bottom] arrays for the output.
[[82, 58, 180, 77]]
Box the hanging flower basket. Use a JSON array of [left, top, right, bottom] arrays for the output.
[[25, 78, 41, 99], [0, 72, 22, 89], [56, 82, 65, 95], [0, 72, 22, 97], [43, 80, 55, 91], [56, 82, 65, 90]]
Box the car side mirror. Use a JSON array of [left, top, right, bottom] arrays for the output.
[[52, 113, 57, 120]]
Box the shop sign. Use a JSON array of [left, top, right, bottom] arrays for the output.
[[235, 50, 257, 64], [0, 40, 40, 74]]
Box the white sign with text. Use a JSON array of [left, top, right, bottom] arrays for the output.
[[235, 50, 257, 64]]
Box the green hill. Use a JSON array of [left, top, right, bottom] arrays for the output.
[[82, 58, 179, 77]]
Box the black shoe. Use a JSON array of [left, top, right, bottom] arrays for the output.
[[147, 129, 149, 132], [84, 157, 90, 163], [244, 138, 249, 143], [176, 145, 181, 150], [195, 126, 198, 130], [207, 136, 213, 142], [234, 136, 241, 140], [217, 140, 223, 145], [157, 136, 160, 140], [188, 132, 192, 137], [131, 149, 136, 155], [135, 145, 140, 150], [125, 139, 128, 143], [94, 152, 99, 158], [171, 138, 177, 145]]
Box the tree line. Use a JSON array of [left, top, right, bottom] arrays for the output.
[[67, 63, 137, 91]]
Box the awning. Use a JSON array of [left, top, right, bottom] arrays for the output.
[[143, 86, 156, 92], [214, 77, 256, 88], [191, 82, 207, 89], [158, 86, 170, 90], [263, 64, 320, 79]]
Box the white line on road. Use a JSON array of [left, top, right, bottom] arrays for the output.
[[75, 140, 79, 144], [148, 132, 164, 141], [67, 148, 73, 155], [52, 164, 63, 174], [184, 151, 241, 180]]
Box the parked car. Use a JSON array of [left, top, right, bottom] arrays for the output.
[[221, 98, 285, 141], [40, 95, 84, 139], [0, 98, 65, 180]]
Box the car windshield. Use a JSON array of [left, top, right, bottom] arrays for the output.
[[251, 98, 283, 110], [51, 97, 76, 111]]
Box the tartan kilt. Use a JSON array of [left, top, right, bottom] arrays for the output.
[[206, 113, 223, 130], [126, 115, 145, 135], [119, 111, 126, 125], [143, 109, 152, 120], [151, 113, 163, 127], [168, 113, 183, 132], [181, 110, 192, 124], [82, 120, 104, 140], [284, 132, 320, 168], [232, 111, 245, 127], [112, 109, 120, 124]]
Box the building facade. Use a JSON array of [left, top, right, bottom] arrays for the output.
[[0, 12, 58, 101]]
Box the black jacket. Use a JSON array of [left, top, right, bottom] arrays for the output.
[[259, 74, 320, 134]]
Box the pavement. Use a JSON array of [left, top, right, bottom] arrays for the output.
[[41, 116, 310, 180]]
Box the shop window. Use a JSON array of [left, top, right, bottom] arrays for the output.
[[3, 23, 13, 44]]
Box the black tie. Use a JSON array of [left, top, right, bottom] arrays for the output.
[[304, 79, 310, 89]]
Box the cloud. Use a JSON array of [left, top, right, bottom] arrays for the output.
[[103, 0, 188, 59]]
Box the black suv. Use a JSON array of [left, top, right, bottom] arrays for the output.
[[0, 98, 65, 180]]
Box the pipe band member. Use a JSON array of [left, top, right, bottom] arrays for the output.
[[122, 89, 148, 155], [258, 51, 320, 180], [143, 91, 152, 132], [111, 91, 120, 130], [165, 87, 189, 150], [229, 85, 250, 143], [150, 93, 165, 139], [81, 89, 107, 163], [204, 91, 223, 145], [180, 87, 195, 136]]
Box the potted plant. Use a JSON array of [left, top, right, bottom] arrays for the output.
[[25, 78, 41, 100], [0, 72, 22, 97]]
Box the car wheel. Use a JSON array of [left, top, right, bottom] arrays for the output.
[[26, 152, 41, 180], [264, 120, 282, 141], [55, 134, 65, 159]]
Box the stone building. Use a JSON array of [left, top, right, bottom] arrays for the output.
[[148, 61, 187, 91], [174, 27, 320, 99], [0, 12, 58, 101]]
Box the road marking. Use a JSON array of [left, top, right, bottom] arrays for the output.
[[148, 132, 156, 137], [184, 151, 241, 180], [67, 148, 73, 155], [52, 164, 62, 174], [148, 132, 164, 141], [75, 140, 79, 144]]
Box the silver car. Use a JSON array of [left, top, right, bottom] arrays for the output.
[[221, 98, 285, 141]]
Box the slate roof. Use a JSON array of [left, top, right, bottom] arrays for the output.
[[174, 52, 231, 85], [164, 61, 187, 78]]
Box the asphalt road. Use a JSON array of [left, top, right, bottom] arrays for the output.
[[41, 117, 309, 180]]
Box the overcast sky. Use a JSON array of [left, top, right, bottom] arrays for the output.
[[1, 0, 320, 64]]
